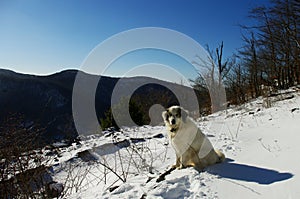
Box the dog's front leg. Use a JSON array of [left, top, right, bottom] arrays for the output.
[[177, 155, 185, 169], [171, 154, 181, 169]]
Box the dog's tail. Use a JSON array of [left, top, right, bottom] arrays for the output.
[[215, 149, 225, 163]]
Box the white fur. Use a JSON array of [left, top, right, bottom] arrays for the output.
[[162, 106, 225, 170]]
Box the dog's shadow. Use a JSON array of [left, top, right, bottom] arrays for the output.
[[206, 158, 293, 185]]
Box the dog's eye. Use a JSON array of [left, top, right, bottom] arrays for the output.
[[175, 113, 180, 117]]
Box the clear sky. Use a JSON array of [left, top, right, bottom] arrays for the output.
[[0, 0, 270, 83]]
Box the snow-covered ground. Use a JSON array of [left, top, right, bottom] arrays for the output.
[[48, 87, 300, 198]]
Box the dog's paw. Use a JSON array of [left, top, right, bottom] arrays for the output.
[[177, 164, 186, 170], [215, 149, 225, 163], [170, 164, 178, 169], [170, 164, 183, 169]]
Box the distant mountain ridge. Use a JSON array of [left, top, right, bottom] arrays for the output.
[[0, 69, 197, 147]]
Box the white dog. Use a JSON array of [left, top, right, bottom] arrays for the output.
[[162, 105, 225, 170]]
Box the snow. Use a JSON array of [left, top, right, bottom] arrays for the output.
[[49, 87, 300, 198]]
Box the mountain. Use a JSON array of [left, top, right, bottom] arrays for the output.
[[0, 69, 197, 147], [2, 69, 299, 198]]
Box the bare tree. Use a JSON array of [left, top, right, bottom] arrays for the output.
[[241, 0, 300, 91], [225, 56, 249, 104], [192, 42, 229, 112]]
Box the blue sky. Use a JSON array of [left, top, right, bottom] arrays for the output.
[[0, 0, 270, 83]]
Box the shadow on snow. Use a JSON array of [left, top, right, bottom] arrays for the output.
[[206, 158, 293, 185]]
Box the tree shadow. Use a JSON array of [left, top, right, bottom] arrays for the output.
[[206, 158, 294, 185]]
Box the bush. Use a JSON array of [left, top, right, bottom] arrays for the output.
[[0, 115, 55, 198]]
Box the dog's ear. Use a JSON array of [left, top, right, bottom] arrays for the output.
[[162, 110, 168, 121], [181, 108, 189, 122]]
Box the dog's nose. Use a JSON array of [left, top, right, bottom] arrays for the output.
[[171, 119, 176, 125]]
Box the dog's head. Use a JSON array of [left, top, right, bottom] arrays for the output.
[[162, 106, 188, 129]]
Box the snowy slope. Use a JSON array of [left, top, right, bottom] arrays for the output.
[[50, 87, 300, 199]]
